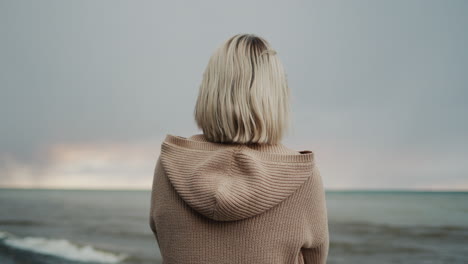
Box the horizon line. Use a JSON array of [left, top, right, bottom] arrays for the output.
[[0, 186, 467, 193]]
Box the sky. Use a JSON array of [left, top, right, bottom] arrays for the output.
[[1, 0, 467, 190]]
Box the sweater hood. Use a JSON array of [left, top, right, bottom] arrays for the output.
[[159, 134, 315, 222]]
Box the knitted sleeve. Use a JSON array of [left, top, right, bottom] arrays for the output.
[[300, 165, 329, 264], [301, 234, 329, 264], [149, 213, 159, 244], [149, 157, 161, 246]]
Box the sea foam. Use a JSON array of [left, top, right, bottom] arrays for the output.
[[0, 231, 127, 263]]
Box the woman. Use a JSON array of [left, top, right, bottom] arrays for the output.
[[149, 33, 329, 264]]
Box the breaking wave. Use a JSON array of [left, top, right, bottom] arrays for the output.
[[0, 231, 127, 263]]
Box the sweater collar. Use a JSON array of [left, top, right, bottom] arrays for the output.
[[188, 133, 304, 155]]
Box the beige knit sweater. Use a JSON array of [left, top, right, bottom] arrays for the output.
[[149, 133, 329, 264]]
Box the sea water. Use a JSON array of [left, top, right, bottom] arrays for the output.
[[0, 189, 467, 264]]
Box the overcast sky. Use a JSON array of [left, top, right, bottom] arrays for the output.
[[1, 0, 467, 190]]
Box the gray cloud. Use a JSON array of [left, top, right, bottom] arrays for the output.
[[1, 0, 467, 189]]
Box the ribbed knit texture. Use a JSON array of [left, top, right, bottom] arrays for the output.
[[149, 134, 329, 264]]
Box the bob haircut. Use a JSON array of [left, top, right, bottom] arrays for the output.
[[194, 33, 291, 145]]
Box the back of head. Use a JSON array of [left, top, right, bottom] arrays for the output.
[[194, 33, 291, 145]]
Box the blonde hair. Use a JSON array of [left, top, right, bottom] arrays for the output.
[[194, 33, 291, 145]]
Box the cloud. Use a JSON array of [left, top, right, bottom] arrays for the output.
[[0, 139, 161, 189], [0, 0, 467, 189]]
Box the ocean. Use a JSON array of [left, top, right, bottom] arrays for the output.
[[0, 189, 467, 264]]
